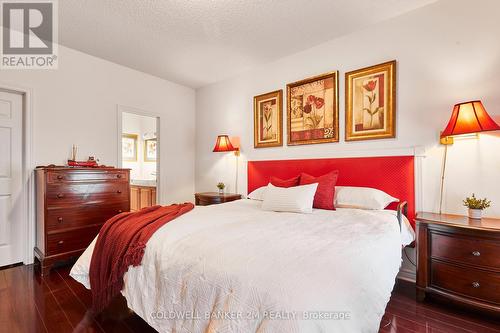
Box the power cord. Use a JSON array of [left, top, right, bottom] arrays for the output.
[[403, 247, 416, 267], [381, 318, 392, 328]]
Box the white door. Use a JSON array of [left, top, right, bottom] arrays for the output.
[[0, 90, 23, 267]]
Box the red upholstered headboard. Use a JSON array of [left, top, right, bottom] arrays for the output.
[[248, 156, 415, 226]]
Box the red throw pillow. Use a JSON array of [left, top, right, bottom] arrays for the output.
[[300, 170, 339, 210], [270, 175, 300, 188]]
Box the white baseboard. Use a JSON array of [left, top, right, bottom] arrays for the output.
[[397, 267, 416, 283]]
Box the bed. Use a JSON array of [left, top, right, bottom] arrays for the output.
[[71, 156, 416, 333]]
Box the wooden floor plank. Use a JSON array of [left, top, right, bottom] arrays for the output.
[[384, 311, 440, 332], [41, 266, 70, 294], [386, 281, 500, 333], [35, 264, 103, 332], [388, 294, 500, 332], [0, 286, 22, 333], [52, 285, 105, 333], [384, 309, 452, 333], [3, 265, 47, 333], [122, 313, 158, 333], [31, 266, 74, 332], [391, 284, 500, 329], [386, 303, 476, 333], [57, 267, 93, 307], [57, 269, 136, 333], [0, 270, 7, 290], [0, 269, 22, 333]]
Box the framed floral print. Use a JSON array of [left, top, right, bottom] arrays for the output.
[[345, 60, 396, 141], [287, 71, 339, 145], [122, 133, 138, 161], [144, 138, 157, 162], [254, 89, 283, 148]]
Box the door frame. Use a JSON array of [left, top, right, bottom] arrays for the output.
[[0, 82, 34, 265], [116, 105, 161, 204]]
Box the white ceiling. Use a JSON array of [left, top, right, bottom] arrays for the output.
[[59, 0, 436, 88]]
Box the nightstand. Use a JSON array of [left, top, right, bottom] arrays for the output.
[[416, 212, 500, 315], [194, 192, 242, 206]]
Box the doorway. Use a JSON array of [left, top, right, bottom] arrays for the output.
[[0, 90, 24, 267], [118, 106, 160, 211]]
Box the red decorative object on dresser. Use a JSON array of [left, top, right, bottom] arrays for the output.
[[35, 166, 130, 276], [416, 212, 500, 315]]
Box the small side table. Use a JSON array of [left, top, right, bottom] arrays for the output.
[[194, 192, 242, 206], [415, 212, 500, 315]]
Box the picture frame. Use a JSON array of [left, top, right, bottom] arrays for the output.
[[122, 133, 138, 161], [345, 60, 396, 141], [287, 71, 339, 145], [253, 89, 283, 148], [144, 138, 157, 162]]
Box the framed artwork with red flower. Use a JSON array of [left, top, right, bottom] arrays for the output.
[[345, 60, 396, 141], [254, 89, 283, 148], [287, 71, 339, 145]]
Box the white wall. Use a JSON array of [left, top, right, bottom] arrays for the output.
[[195, 0, 500, 281], [195, 0, 500, 220], [122, 112, 157, 181], [1, 45, 195, 204]]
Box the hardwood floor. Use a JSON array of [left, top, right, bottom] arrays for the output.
[[0, 264, 498, 332]]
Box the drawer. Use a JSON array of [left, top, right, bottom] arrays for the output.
[[47, 225, 102, 256], [46, 202, 129, 232], [197, 197, 221, 206], [47, 170, 128, 183], [431, 232, 500, 270], [431, 261, 500, 304], [46, 182, 129, 207]]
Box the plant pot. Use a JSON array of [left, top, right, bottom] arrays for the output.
[[468, 208, 482, 219], [218, 188, 224, 195]]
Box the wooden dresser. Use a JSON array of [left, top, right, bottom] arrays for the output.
[[416, 212, 500, 315], [35, 167, 130, 275]]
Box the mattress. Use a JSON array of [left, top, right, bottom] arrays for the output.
[[71, 199, 414, 332]]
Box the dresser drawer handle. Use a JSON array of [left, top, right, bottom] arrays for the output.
[[472, 281, 480, 288], [57, 193, 64, 199], [57, 217, 63, 223], [57, 175, 63, 180], [116, 190, 122, 194], [472, 251, 481, 257], [116, 174, 122, 179], [117, 210, 123, 213], [57, 240, 64, 245]]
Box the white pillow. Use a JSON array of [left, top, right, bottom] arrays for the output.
[[248, 186, 266, 201], [262, 183, 318, 214], [335, 186, 399, 210]]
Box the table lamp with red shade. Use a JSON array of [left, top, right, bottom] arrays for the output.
[[439, 100, 500, 213], [213, 135, 240, 193]]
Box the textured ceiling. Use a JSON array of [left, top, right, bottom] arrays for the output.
[[59, 0, 436, 88]]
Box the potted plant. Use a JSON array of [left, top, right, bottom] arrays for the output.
[[463, 194, 491, 219], [216, 182, 225, 194]]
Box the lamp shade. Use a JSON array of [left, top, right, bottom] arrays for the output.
[[440, 100, 500, 138], [213, 135, 235, 152]]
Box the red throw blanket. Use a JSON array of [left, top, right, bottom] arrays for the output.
[[89, 203, 194, 312]]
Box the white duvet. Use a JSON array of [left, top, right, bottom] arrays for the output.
[[71, 199, 414, 333]]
